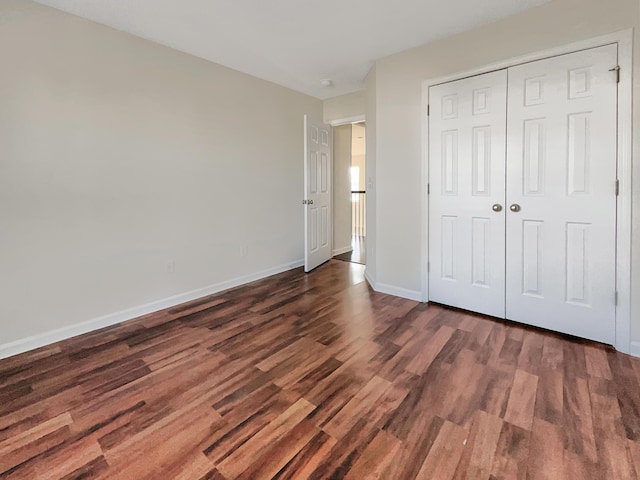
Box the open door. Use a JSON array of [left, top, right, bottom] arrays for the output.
[[304, 115, 332, 272]]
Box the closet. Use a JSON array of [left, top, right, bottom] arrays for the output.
[[428, 44, 618, 344]]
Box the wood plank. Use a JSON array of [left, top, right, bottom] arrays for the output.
[[0, 412, 73, 458], [563, 376, 597, 462], [415, 420, 467, 480], [404, 325, 454, 375], [526, 418, 564, 480], [216, 398, 316, 479], [583, 345, 613, 380], [540, 336, 564, 371], [533, 368, 563, 425], [628, 439, 640, 478], [452, 410, 503, 480], [235, 419, 320, 480], [322, 375, 391, 440], [490, 421, 530, 480], [270, 430, 336, 480], [516, 330, 544, 375], [563, 449, 601, 480], [504, 369, 539, 431], [588, 380, 638, 479], [343, 429, 402, 480]]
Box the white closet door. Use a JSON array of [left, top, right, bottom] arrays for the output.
[[429, 70, 508, 317], [505, 45, 618, 344]]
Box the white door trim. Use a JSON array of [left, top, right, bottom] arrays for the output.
[[327, 114, 366, 127], [421, 30, 633, 354]]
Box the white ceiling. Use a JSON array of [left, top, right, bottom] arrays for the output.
[[33, 0, 550, 99]]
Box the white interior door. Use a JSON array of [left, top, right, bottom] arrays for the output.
[[505, 44, 618, 344], [304, 115, 332, 272], [428, 70, 508, 317]]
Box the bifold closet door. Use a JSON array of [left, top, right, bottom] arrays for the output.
[[505, 44, 618, 344], [428, 70, 508, 318]]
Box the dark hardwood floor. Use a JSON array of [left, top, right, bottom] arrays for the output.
[[1, 260, 639, 479], [333, 235, 366, 265]]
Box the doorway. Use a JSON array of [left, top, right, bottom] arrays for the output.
[[333, 123, 366, 265]]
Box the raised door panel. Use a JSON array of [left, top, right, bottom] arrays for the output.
[[523, 119, 545, 195], [472, 127, 491, 196], [471, 217, 490, 287], [567, 113, 591, 195], [309, 151, 318, 194], [441, 130, 459, 195], [440, 215, 457, 281], [521, 220, 543, 297], [310, 207, 318, 252], [321, 206, 328, 248], [565, 222, 590, 306]]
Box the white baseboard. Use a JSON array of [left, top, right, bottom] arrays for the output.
[[0, 259, 304, 361], [364, 268, 422, 303], [364, 269, 376, 290], [630, 341, 640, 358], [332, 245, 353, 256], [375, 282, 423, 302]]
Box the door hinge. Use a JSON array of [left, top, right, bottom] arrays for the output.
[[427, 261, 430, 273], [609, 65, 621, 83], [615, 291, 619, 306], [615, 179, 620, 196], [427, 183, 430, 195], [427, 104, 430, 116]]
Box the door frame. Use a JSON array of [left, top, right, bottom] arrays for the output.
[[327, 117, 368, 262], [421, 30, 633, 354]]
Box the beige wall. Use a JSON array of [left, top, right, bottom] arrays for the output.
[[0, 0, 322, 354], [323, 90, 365, 125], [367, 0, 640, 345], [333, 125, 352, 254]]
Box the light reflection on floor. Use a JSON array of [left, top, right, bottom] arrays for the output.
[[333, 235, 366, 265]]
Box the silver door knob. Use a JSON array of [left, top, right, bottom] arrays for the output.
[[510, 204, 521, 212], [492, 204, 503, 212]]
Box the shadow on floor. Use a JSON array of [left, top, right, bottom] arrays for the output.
[[333, 235, 366, 265]]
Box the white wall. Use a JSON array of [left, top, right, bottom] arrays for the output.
[[367, 0, 640, 340], [332, 125, 352, 254], [0, 0, 322, 355]]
